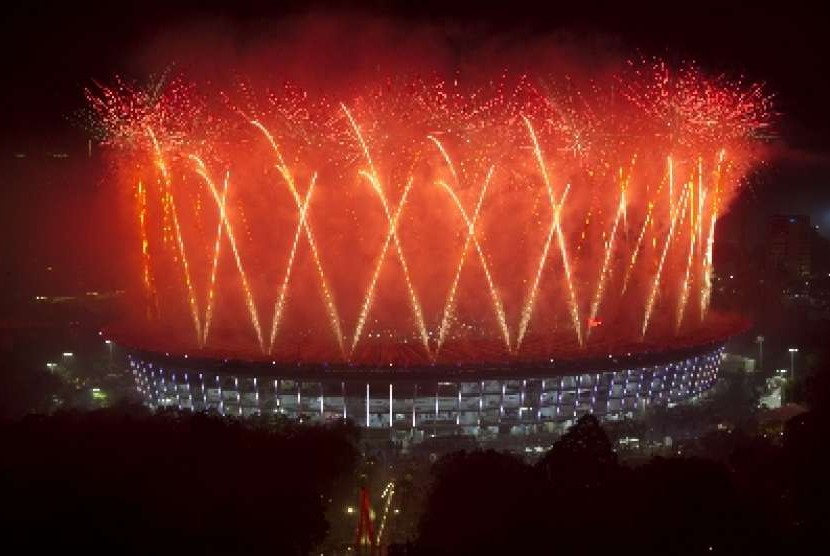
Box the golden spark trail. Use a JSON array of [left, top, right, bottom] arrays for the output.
[[677, 185, 705, 330], [516, 185, 569, 350], [136, 180, 158, 319], [668, 155, 674, 218], [342, 104, 430, 356], [642, 185, 690, 338], [249, 120, 346, 355], [554, 205, 582, 347], [341, 104, 377, 173], [437, 180, 510, 350], [621, 157, 672, 295], [700, 149, 727, 320], [693, 158, 701, 241], [522, 116, 583, 347], [201, 173, 229, 346], [269, 177, 316, 352], [375, 482, 396, 547], [677, 157, 705, 329], [361, 171, 429, 355], [428, 135, 460, 184], [350, 176, 416, 355], [621, 210, 651, 295], [701, 217, 717, 320], [435, 168, 495, 354], [430, 135, 510, 351], [147, 127, 202, 342], [191, 156, 265, 352], [695, 157, 704, 256], [586, 160, 635, 336], [586, 188, 627, 340]]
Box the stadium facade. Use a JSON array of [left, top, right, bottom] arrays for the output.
[[129, 342, 724, 437]]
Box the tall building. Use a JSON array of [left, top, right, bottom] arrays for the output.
[[766, 215, 811, 280]]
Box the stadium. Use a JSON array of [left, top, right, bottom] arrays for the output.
[[126, 330, 731, 437]]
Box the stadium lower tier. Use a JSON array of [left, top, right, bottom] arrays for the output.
[[128, 345, 723, 436]]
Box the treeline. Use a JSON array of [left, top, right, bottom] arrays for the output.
[[0, 408, 359, 555], [2, 401, 828, 555], [400, 409, 829, 556]]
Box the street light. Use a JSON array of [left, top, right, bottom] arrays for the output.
[[756, 335, 764, 371], [104, 339, 114, 370], [788, 348, 798, 402]]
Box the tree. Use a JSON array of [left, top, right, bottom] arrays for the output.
[[415, 450, 542, 555], [536, 414, 617, 486], [0, 409, 359, 555], [0, 350, 67, 419], [626, 457, 782, 555]]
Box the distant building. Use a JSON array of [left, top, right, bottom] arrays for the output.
[[722, 353, 755, 373], [766, 215, 811, 280]]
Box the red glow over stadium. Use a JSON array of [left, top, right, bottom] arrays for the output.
[[89, 59, 771, 366]]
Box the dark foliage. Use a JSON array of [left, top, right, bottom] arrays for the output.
[[415, 449, 540, 554], [783, 409, 830, 551], [407, 413, 817, 556], [0, 348, 66, 419], [0, 408, 359, 555], [537, 414, 617, 485]]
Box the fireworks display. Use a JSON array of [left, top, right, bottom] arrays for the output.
[[89, 59, 771, 365]]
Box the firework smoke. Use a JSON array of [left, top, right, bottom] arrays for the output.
[[89, 22, 771, 365]]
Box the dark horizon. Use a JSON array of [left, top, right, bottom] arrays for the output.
[[2, 2, 829, 148]]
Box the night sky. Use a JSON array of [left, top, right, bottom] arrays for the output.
[[1, 1, 829, 300]]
